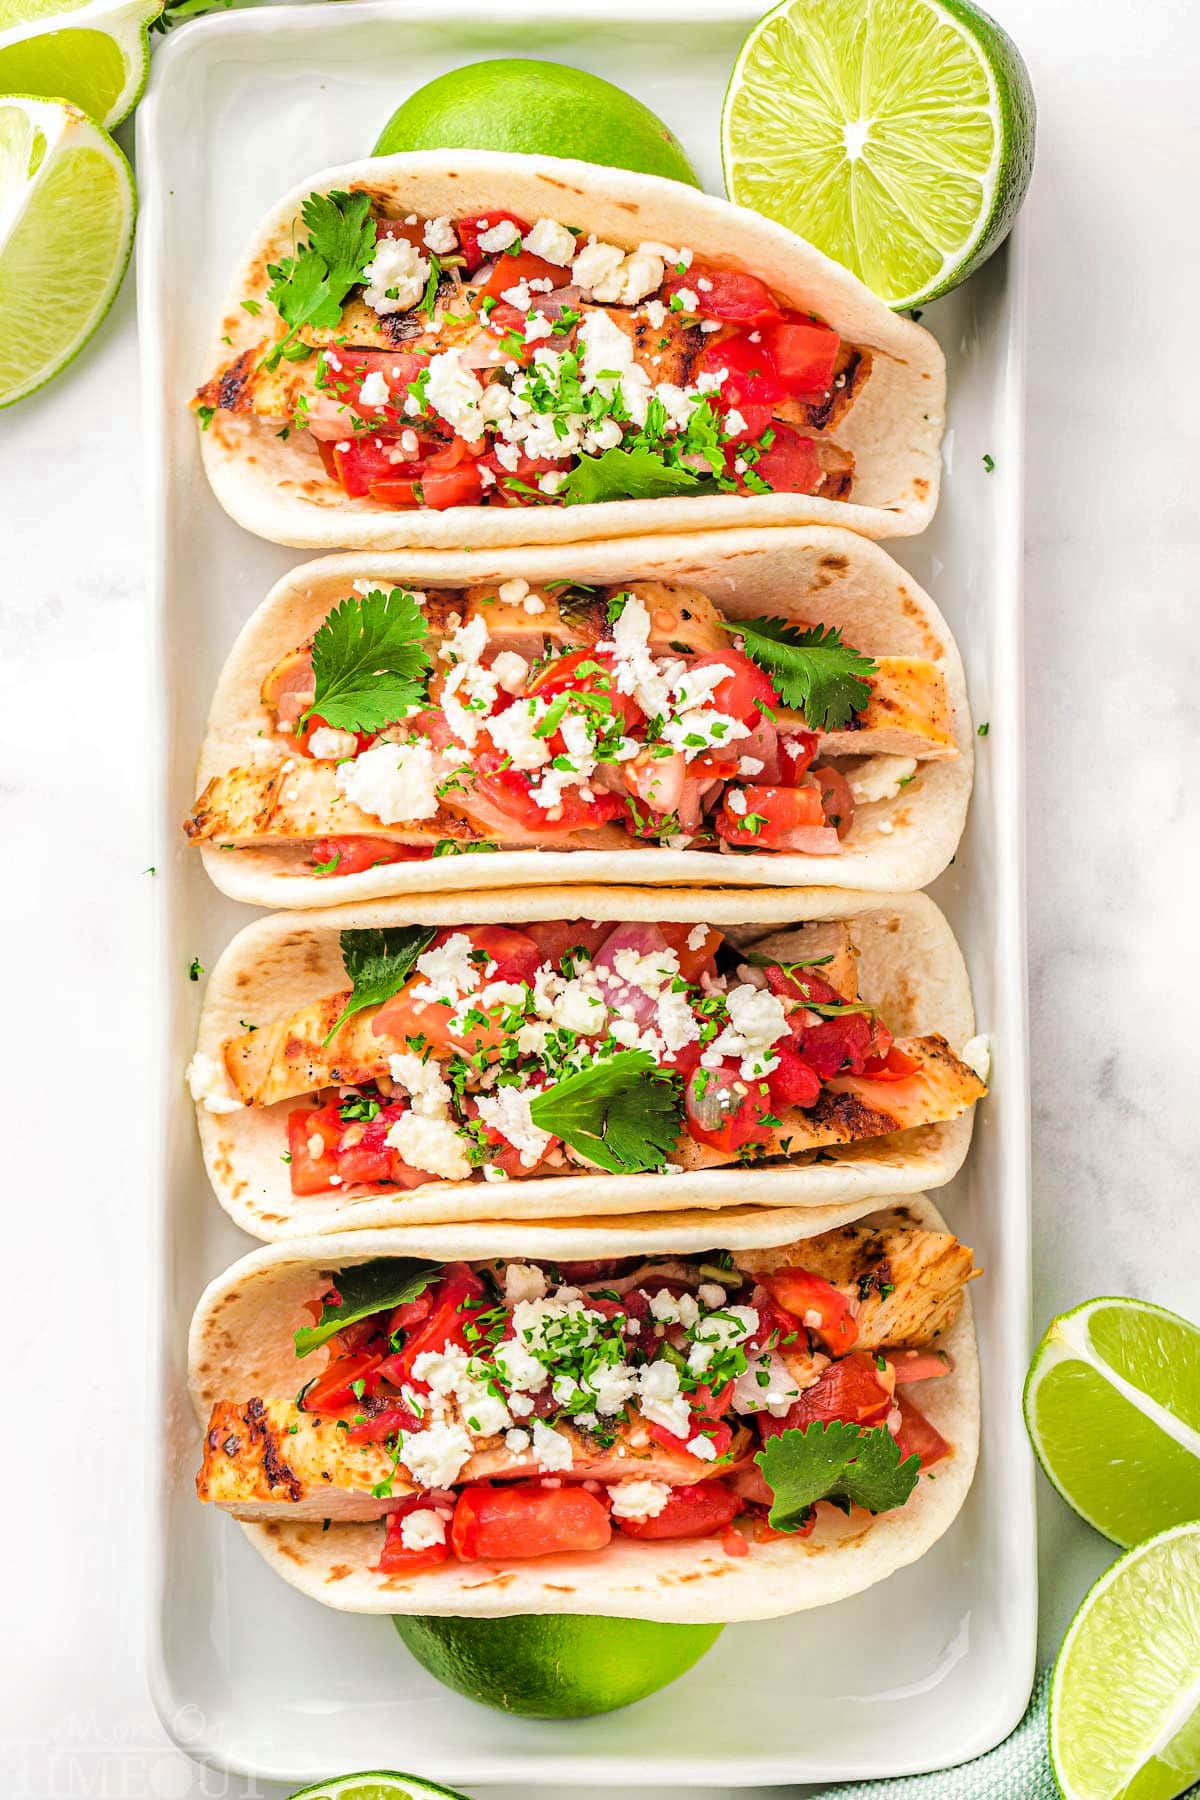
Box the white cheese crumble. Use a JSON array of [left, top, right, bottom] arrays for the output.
[[306, 725, 358, 762], [478, 217, 522, 253], [608, 1479, 672, 1521], [399, 1507, 448, 1551], [424, 350, 486, 441], [185, 1052, 243, 1115], [423, 215, 458, 255], [335, 738, 439, 824], [410, 932, 482, 1005], [531, 1419, 574, 1473], [387, 1051, 454, 1119], [385, 1113, 471, 1182], [849, 756, 918, 805], [524, 217, 578, 265], [960, 1033, 991, 1082], [361, 236, 428, 315], [399, 1421, 473, 1488], [635, 1357, 691, 1438], [490, 650, 530, 695], [504, 1262, 548, 1304], [474, 1084, 553, 1168], [702, 983, 790, 1080]]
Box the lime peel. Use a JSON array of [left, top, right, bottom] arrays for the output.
[[288, 1774, 472, 1800], [0, 0, 161, 128]]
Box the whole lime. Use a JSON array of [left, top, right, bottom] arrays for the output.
[[393, 1612, 722, 1717], [372, 59, 700, 188]]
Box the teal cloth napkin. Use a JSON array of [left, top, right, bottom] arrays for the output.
[[807, 1669, 1200, 1799]]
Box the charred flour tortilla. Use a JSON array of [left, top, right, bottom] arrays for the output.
[[186, 1196, 978, 1622], [187, 526, 972, 909], [196, 151, 944, 549], [189, 887, 985, 1241]]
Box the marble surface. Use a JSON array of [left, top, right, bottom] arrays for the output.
[[3, 0, 1199, 1792]]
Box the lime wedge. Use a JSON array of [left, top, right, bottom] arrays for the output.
[[1050, 1522, 1200, 1800], [721, 0, 1036, 308], [0, 0, 161, 129], [1024, 1296, 1200, 1549], [0, 94, 134, 408], [290, 1778, 470, 1800]]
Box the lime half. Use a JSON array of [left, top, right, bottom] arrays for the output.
[[0, 94, 134, 408], [1024, 1296, 1200, 1549], [290, 1777, 470, 1800], [0, 0, 161, 129], [373, 59, 700, 188], [721, 0, 1035, 308], [393, 1612, 722, 1717], [1050, 1521, 1200, 1800]]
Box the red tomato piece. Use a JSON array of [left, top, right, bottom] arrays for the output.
[[370, 463, 485, 510], [472, 755, 625, 834], [759, 1353, 893, 1438], [375, 218, 426, 249], [743, 426, 823, 496], [720, 401, 775, 443], [376, 1265, 487, 1389], [454, 211, 531, 272], [885, 1350, 951, 1386], [301, 1351, 382, 1414], [317, 348, 428, 423], [715, 782, 829, 850], [684, 1065, 773, 1156], [522, 920, 613, 966], [765, 1043, 823, 1111], [655, 921, 723, 984], [758, 1269, 859, 1355], [798, 1012, 874, 1080], [450, 1484, 612, 1561], [475, 248, 570, 301], [525, 648, 645, 735], [347, 1402, 424, 1444], [762, 318, 840, 398], [686, 649, 781, 727], [462, 924, 544, 986], [378, 1500, 451, 1574], [811, 765, 855, 838], [777, 731, 820, 784], [287, 1101, 342, 1195], [615, 1480, 742, 1541], [699, 334, 785, 406], [671, 266, 783, 327], [894, 1395, 950, 1470], [308, 836, 428, 875], [860, 1044, 922, 1082]]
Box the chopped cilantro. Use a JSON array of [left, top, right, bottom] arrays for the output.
[[303, 587, 431, 734], [323, 925, 437, 1044], [756, 1421, 921, 1529], [722, 618, 876, 731]]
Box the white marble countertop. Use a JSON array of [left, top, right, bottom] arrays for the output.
[[3, 0, 1199, 1792]]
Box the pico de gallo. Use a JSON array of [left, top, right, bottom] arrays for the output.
[[194, 192, 871, 511], [193, 914, 988, 1200], [196, 1217, 976, 1572], [183, 578, 957, 872]]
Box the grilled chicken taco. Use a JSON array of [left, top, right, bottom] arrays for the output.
[[193, 152, 944, 549], [187, 888, 987, 1241], [184, 528, 971, 909], [190, 1197, 979, 1620]]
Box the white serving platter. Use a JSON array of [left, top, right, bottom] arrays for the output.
[[139, 0, 1034, 1784]]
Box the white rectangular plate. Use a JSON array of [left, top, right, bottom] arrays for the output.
[[140, 0, 1035, 1784]]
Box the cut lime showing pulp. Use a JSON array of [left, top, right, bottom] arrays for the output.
[[721, 0, 1035, 308], [1024, 1296, 1200, 1548], [289, 1777, 470, 1800], [373, 59, 700, 188], [0, 95, 133, 408], [1050, 1522, 1200, 1800], [0, 0, 161, 128], [394, 1612, 722, 1717]]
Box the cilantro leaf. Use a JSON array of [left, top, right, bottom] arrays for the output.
[[304, 588, 431, 733], [529, 1050, 683, 1173], [294, 1257, 441, 1357], [263, 189, 377, 369], [323, 925, 436, 1045], [755, 1422, 921, 1531], [721, 619, 877, 731], [560, 444, 712, 506]]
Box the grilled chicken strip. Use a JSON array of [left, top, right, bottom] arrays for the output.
[[735, 1219, 978, 1348], [199, 1399, 752, 1523]]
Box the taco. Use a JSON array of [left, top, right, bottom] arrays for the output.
[[189, 1197, 979, 1621], [186, 887, 987, 1241], [193, 151, 944, 549], [184, 527, 971, 909]]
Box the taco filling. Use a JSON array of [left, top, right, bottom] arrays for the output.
[[188, 916, 986, 1197], [197, 1218, 976, 1572], [184, 579, 956, 871], [194, 195, 869, 512]]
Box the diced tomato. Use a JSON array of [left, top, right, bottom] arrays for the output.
[[699, 334, 785, 407], [476, 248, 571, 301], [287, 1101, 342, 1195], [765, 1043, 823, 1111], [797, 1012, 874, 1080], [762, 317, 840, 398], [672, 267, 783, 328], [746, 1288, 805, 1354], [646, 1381, 736, 1462], [454, 211, 531, 272], [758, 1269, 859, 1356], [525, 648, 644, 735], [860, 1044, 922, 1082], [777, 731, 820, 784], [308, 836, 427, 876], [317, 348, 428, 426], [522, 920, 613, 967], [347, 1402, 424, 1443], [684, 1065, 773, 1156], [378, 1500, 451, 1574], [301, 1350, 381, 1415], [886, 1350, 951, 1386], [615, 1480, 741, 1541], [759, 1352, 893, 1438], [894, 1395, 950, 1470], [811, 765, 855, 838], [477, 444, 565, 499], [655, 921, 723, 984], [686, 649, 780, 727], [295, 714, 374, 762], [472, 755, 625, 835], [375, 1265, 487, 1389], [322, 435, 412, 499], [715, 782, 830, 850], [721, 401, 775, 443], [763, 963, 846, 1010], [370, 463, 485, 509], [741, 426, 823, 497], [335, 1103, 432, 1191], [450, 1483, 612, 1561], [375, 218, 426, 250], [460, 924, 544, 986]]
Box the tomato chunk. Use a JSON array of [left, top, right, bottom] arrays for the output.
[[475, 248, 573, 301], [699, 334, 785, 407], [716, 783, 833, 851], [685, 650, 780, 727], [301, 1351, 381, 1414], [378, 1501, 451, 1574], [684, 1065, 773, 1156], [671, 267, 783, 327], [760, 1352, 893, 1437], [615, 1480, 741, 1541], [894, 1395, 950, 1470], [455, 211, 530, 272], [450, 1484, 612, 1560], [287, 1101, 342, 1194], [758, 1268, 859, 1355], [762, 318, 840, 398], [375, 1265, 487, 1389], [743, 426, 824, 496], [308, 837, 427, 876]]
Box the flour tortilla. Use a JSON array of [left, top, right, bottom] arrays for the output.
[[193, 887, 981, 1242], [198, 151, 944, 550], [193, 525, 972, 909], [186, 1195, 978, 1622]]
